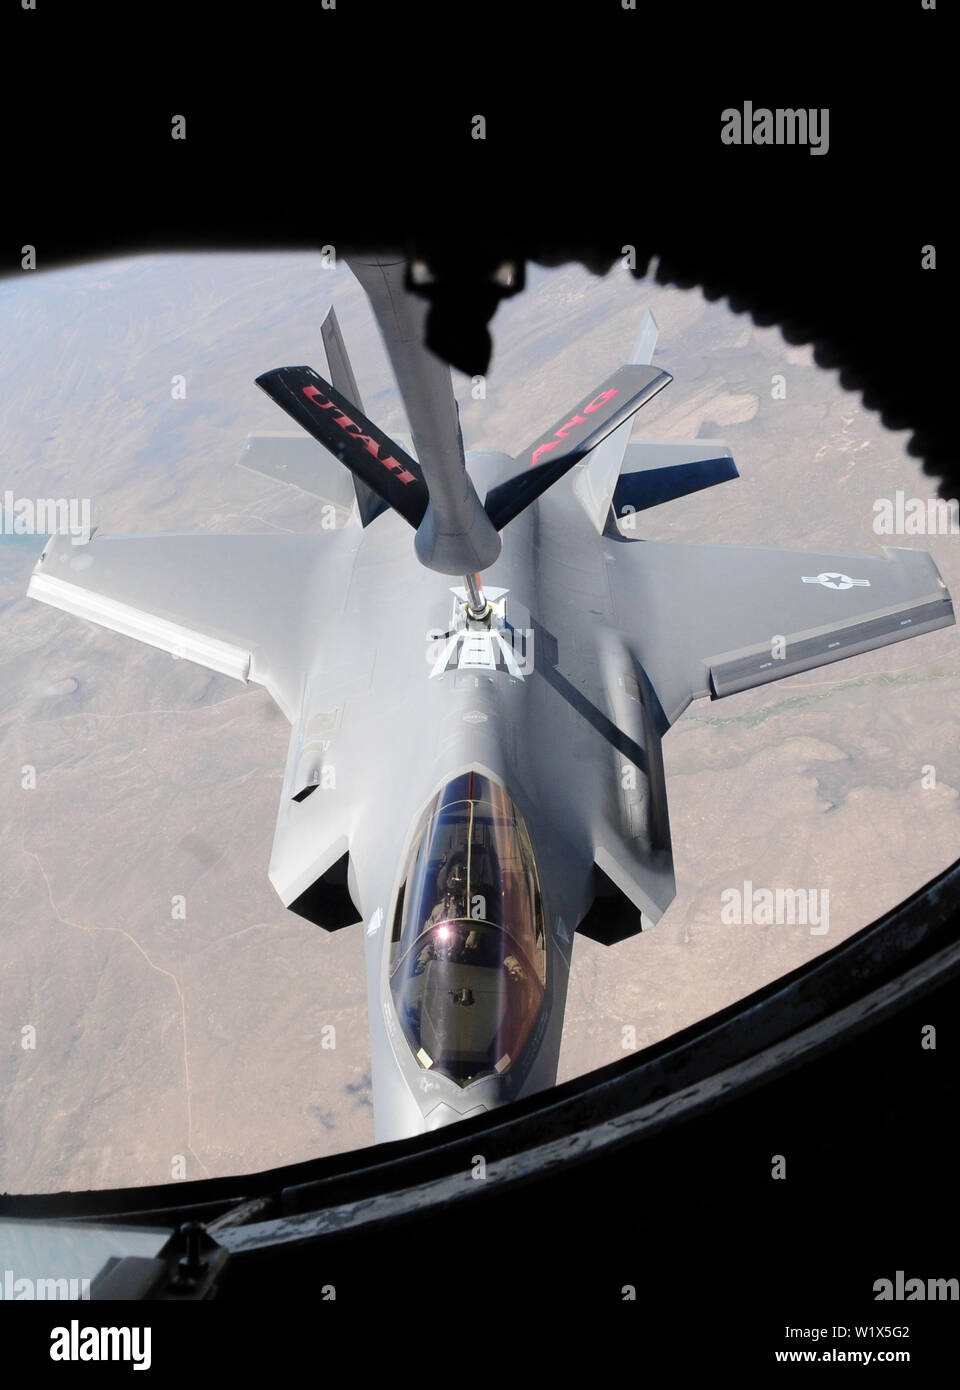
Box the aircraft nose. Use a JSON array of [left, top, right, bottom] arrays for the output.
[[424, 1102, 489, 1132]]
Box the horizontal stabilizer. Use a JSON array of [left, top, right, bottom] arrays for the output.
[[237, 433, 356, 509], [484, 363, 672, 530], [612, 439, 738, 522], [256, 366, 430, 529]]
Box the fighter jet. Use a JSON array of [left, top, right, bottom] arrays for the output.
[[27, 256, 955, 1142]]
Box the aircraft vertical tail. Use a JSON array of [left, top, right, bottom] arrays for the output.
[[255, 266, 732, 568], [568, 309, 739, 533], [572, 312, 660, 532], [482, 333, 672, 530], [321, 306, 389, 527]]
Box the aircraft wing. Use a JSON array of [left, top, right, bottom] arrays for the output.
[[27, 530, 334, 721], [611, 539, 954, 727]]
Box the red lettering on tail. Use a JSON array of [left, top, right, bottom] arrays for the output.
[[302, 384, 415, 485], [528, 388, 619, 466]]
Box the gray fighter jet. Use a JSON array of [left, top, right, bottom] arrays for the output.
[[27, 256, 955, 1142]]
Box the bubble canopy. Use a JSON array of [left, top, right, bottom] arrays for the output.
[[389, 773, 547, 1088]]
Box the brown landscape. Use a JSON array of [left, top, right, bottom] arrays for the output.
[[1, 253, 957, 1192]]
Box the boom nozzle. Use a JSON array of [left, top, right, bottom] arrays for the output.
[[464, 572, 492, 622]]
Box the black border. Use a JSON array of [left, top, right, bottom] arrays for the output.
[[2, 11, 957, 1362]]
